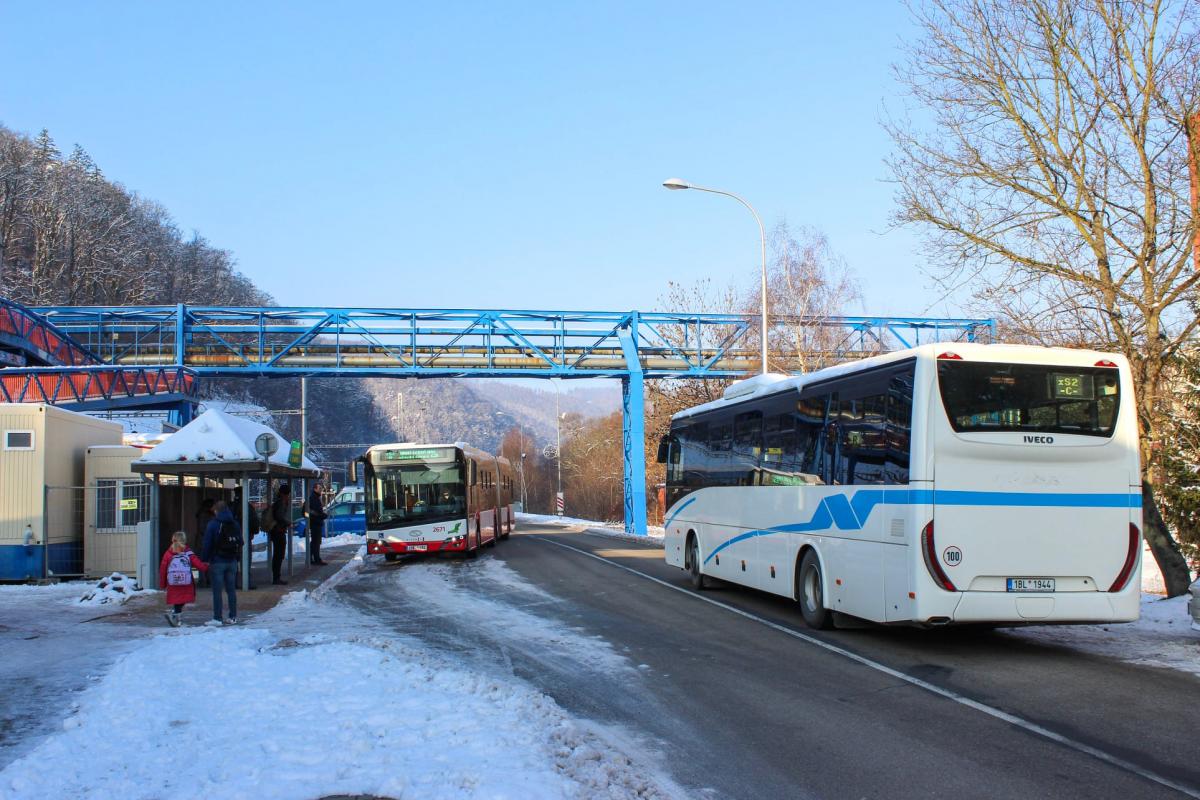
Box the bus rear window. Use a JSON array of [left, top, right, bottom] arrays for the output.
[[937, 361, 1119, 437]]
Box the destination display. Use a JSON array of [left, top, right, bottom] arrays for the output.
[[1049, 372, 1094, 400], [378, 447, 456, 463]]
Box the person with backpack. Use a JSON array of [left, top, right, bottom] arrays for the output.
[[201, 500, 243, 626], [304, 483, 328, 566], [263, 483, 293, 585], [158, 531, 208, 627]]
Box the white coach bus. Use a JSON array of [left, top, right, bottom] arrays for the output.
[[352, 443, 515, 561], [659, 343, 1142, 628]]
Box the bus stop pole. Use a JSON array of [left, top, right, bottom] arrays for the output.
[[240, 474, 251, 592], [287, 478, 293, 578]]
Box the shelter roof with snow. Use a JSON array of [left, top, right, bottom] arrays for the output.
[[131, 409, 319, 478]]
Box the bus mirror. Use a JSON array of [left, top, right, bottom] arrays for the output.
[[349, 459, 359, 484], [656, 436, 671, 464]]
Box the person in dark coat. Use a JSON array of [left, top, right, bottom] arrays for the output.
[[305, 483, 328, 566], [269, 484, 291, 585], [201, 501, 242, 625], [193, 498, 216, 586]]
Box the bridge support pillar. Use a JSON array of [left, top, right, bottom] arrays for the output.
[[618, 313, 647, 536], [622, 374, 648, 535], [168, 401, 195, 429]]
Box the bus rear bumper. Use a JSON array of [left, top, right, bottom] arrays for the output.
[[366, 536, 469, 555], [946, 589, 1139, 624]]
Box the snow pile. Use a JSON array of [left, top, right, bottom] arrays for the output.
[[77, 573, 155, 606], [518, 512, 666, 542], [0, 616, 674, 799], [250, 533, 365, 562], [1005, 593, 1200, 676]]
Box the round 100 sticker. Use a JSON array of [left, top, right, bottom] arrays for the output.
[[942, 546, 963, 567]]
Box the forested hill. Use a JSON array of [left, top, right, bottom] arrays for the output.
[[0, 123, 619, 475], [0, 126, 269, 307]]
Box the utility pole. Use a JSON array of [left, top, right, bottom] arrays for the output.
[[300, 377, 308, 455], [555, 379, 563, 516]]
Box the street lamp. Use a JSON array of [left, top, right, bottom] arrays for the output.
[[663, 178, 769, 374]]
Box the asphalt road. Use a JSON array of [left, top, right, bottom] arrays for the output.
[[336, 522, 1200, 800]]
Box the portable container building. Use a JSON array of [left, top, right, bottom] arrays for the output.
[[83, 445, 153, 577], [0, 405, 123, 580]]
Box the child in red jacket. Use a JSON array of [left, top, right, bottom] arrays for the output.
[[159, 531, 208, 627]]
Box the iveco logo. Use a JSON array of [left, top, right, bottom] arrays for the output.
[[1023, 435, 1055, 444]]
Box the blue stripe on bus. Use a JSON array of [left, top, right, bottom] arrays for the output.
[[664, 497, 696, 530], [698, 489, 1142, 566]]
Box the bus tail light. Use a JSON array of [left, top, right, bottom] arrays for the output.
[[921, 521, 957, 592], [1108, 523, 1140, 592]]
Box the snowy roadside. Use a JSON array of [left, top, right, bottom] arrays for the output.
[[0, 549, 683, 800], [518, 512, 666, 546], [1002, 593, 1200, 677]]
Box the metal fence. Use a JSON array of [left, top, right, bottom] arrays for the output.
[[45, 481, 152, 580]]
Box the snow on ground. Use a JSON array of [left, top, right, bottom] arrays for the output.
[[376, 558, 634, 675], [249, 532, 364, 561], [518, 513, 665, 543], [0, 551, 680, 800], [76, 573, 156, 606], [1003, 593, 1200, 677], [0, 582, 159, 769]]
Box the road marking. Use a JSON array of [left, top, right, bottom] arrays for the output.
[[531, 534, 1200, 800]]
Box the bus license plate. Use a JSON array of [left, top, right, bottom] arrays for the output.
[[1006, 578, 1054, 593], [409, 544, 427, 551]]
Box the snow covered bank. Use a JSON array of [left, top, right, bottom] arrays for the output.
[[1004, 593, 1200, 677], [518, 513, 665, 544], [1, 550, 680, 800], [0, 626, 670, 800]]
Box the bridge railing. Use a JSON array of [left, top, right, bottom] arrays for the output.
[[33, 305, 994, 377]]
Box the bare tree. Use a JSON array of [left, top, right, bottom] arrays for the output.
[[886, 0, 1199, 594], [752, 223, 865, 373]]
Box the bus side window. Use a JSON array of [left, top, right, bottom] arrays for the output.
[[470, 460, 478, 486], [734, 410, 762, 485], [797, 394, 828, 481], [845, 394, 887, 485], [886, 365, 914, 485]]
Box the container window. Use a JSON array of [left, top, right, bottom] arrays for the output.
[[5, 430, 34, 450]]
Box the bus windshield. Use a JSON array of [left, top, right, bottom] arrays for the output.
[[365, 457, 466, 528], [938, 361, 1120, 437]]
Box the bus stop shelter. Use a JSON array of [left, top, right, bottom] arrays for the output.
[[131, 409, 319, 590]]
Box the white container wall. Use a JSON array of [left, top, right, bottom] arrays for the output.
[[0, 405, 122, 580]]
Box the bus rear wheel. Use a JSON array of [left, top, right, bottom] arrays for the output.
[[687, 537, 708, 590], [384, 553, 398, 563], [797, 550, 832, 630]]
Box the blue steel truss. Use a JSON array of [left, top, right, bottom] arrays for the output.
[[28, 304, 995, 533]]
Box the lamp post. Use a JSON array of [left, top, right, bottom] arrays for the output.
[[663, 178, 769, 374]]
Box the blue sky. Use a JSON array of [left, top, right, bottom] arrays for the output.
[[1, 1, 964, 318]]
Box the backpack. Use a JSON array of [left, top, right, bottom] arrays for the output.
[[258, 505, 275, 533], [215, 520, 241, 559], [166, 552, 193, 586]]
